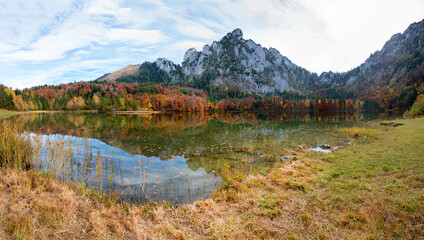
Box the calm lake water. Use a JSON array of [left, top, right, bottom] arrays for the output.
[[8, 111, 398, 204]]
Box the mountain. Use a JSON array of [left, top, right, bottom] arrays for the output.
[[106, 28, 318, 93], [98, 64, 140, 82], [105, 19, 424, 94], [318, 20, 424, 88], [180, 28, 316, 93]]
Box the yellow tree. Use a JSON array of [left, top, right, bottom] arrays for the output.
[[116, 97, 125, 110], [76, 97, 85, 109], [29, 101, 35, 110], [92, 95, 100, 106], [66, 99, 75, 110], [14, 95, 28, 111]]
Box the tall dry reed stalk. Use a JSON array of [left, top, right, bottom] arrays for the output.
[[43, 136, 74, 180], [0, 121, 32, 169]]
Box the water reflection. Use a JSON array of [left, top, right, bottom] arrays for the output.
[[30, 134, 221, 204], [9, 111, 399, 204]]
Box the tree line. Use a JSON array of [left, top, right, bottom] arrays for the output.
[[1, 70, 423, 113]]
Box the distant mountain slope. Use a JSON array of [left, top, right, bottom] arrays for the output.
[[105, 19, 424, 94], [97, 64, 140, 82], [319, 20, 424, 88], [114, 60, 184, 85]]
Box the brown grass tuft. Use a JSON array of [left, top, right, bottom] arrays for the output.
[[1, 118, 424, 239], [0, 121, 32, 169]]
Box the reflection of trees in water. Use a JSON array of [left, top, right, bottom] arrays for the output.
[[12, 111, 387, 134], [8, 111, 402, 204], [12, 111, 397, 152], [11, 111, 399, 173]]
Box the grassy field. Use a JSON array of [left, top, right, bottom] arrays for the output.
[[0, 118, 423, 239], [301, 119, 424, 239]]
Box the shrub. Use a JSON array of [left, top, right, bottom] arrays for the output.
[[404, 94, 424, 118], [0, 121, 32, 169], [410, 94, 424, 116]]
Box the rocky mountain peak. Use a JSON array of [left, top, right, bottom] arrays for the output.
[[225, 28, 243, 41], [155, 58, 176, 74], [183, 48, 199, 63], [154, 57, 184, 83], [181, 28, 315, 93], [110, 19, 424, 94]]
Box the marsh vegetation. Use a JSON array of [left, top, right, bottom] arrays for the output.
[[0, 111, 423, 239], [4, 111, 396, 204]]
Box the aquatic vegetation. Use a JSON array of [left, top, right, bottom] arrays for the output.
[[340, 126, 378, 139], [0, 121, 32, 169], [0, 115, 423, 239], [0, 111, 401, 205]]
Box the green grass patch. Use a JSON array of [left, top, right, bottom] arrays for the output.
[[0, 109, 17, 117], [307, 118, 424, 238]]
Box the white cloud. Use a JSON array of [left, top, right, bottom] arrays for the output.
[[2, 22, 102, 61], [106, 29, 167, 45], [192, 0, 424, 73], [0, 42, 19, 54], [239, 0, 424, 73], [176, 24, 220, 39], [169, 41, 207, 52], [0, 0, 166, 63], [0, 0, 77, 46], [1, 57, 134, 89], [0, 0, 424, 88]]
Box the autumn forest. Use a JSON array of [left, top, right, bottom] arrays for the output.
[[1, 67, 423, 115]]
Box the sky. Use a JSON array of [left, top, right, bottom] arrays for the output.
[[0, 0, 423, 89]]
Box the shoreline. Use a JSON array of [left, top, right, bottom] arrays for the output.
[[112, 110, 160, 115], [0, 109, 22, 118], [0, 117, 423, 239], [0, 109, 161, 115]]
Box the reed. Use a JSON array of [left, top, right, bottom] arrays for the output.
[[95, 152, 104, 192], [0, 121, 32, 169], [43, 136, 74, 180], [107, 159, 115, 187], [31, 134, 42, 168]]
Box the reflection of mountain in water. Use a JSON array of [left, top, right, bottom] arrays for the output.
[[15, 111, 399, 176], [31, 133, 222, 204], [13, 111, 401, 204]]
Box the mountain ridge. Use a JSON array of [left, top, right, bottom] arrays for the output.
[[318, 19, 424, 88], [104, 19, 424, 94]]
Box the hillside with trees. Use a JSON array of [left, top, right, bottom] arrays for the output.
[[2, 20, 424, 114]]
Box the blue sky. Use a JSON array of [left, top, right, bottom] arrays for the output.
[[1, 0, 423, 89]]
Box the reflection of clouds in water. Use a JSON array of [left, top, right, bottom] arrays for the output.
[[309, 147, 331, 153], [30, 133, 222, 204], [22, 111, 396, 203]]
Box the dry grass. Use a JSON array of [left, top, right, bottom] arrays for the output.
[[100, 64, 141, 82], [0, 119, 423, 239], [0, 146, 325, 239], [341, 126, 378, 139], [0, 168, 147, 239], [0, 121, 32, 169]]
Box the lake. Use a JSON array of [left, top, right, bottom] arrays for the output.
[[7, 111, 398, 204]]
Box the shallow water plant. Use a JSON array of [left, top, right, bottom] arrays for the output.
[[0, 121, 32, 169], [341, 126, 378, 139]]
